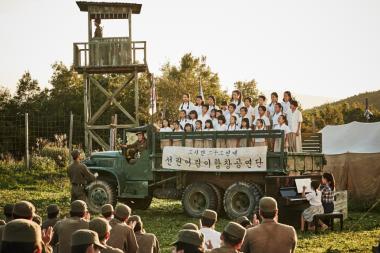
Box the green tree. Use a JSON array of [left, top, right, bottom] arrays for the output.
[[234, 79, 260, 104]]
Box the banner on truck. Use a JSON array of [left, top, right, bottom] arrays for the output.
[[162, 146, 267, 172]]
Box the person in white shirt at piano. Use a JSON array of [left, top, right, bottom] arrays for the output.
[[198, 104, 211, 129], [281, 91, 292, 116], [178, 93, 195, 116], [286, 100, 303, 152], [300, 180, 327, 232], [194, 95, 204, 117], [253, 106, 271, 130]]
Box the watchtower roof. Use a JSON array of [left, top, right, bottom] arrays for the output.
[[76, 1, 142, 19]]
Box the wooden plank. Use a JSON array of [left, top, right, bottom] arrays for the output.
[[88, 129, 110, 151]]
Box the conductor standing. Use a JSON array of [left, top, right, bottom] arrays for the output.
[[68, 150, 97, 202]]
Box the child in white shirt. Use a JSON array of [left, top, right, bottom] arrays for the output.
[[268, 92, 279, 118], [172, 120, 183, 146], [216, 115, 227, 148], [244, 97, 255, 123], [252, 119, 266, 147], [273, 115, 290, 152], [188, 110, 198, 130], [178, 110, 189, 130], [220, 101, 229, 118], [198, 104, 211, 129], [210, 109, 218, 129], [231, 90, 243, 116], [203, 119, 214, 148], [194, 95, 204, 117], [287, 100, 303, 152], [281, 91, 292, 116], [226, 115, 239, 148], [239, 118, 250, 147], [159, 119, 172, 150], [194, 120, 204, 148], [178, 93, 194, 116], [237, 107, 250, 127], [271, 103, 283, 129], [301, 180, 324, 232], [253, 106, 271, 129], [207, 95, 219, 114], [225, 103, 237, 126], [253, 95, 268, 120], [184, 123, 194, 147]]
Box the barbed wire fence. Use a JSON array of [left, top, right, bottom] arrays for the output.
[[0, 112, 84, 166]]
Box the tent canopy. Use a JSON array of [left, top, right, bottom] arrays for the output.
[[320, 121, 380, 155]]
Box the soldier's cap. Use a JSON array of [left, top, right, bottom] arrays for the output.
[[223, 222, 246, 241], [171, 229, 204, 247], [4, 204, 14, 216], [0, 220, 5, 225], [13, 201, 35, 218], [89, 217, 110, 239], [236, 216, 251, 225], [201, 209, 217, 221], [2, 219, 41, 243], [259, 197, 278, 213], [71, 229, 106, 249], [114, 204, 131, 220], [47, 204, 60, 215], [70, 200, 88, 213], [101, 204, 114, 215], [71, 149, 81, 158], [32, 215, 42, 225], [128, 215, 142, 224], [182, 223, 199, 230]]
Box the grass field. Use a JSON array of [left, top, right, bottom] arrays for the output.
[[0, 178, 379, 253]]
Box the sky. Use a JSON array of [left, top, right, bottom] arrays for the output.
[[0, 0, 379, 104]]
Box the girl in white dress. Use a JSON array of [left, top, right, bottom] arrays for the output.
[[253, 106, 271, 130], [231, 90, 243, 116], [159, 119, 172, 150], [239, 118, 250, 147], [203, 119, 214, 148], [178, 93, 195, 116], [252, 119, 267, 147], [194, 95, 204, 117], [184, 123, 194, 147], [268, 92, 279, 118], [194, 120, 204, 148], [273, 115, 290, 152], [207, 95, 219, 114], [188, 110, 198, 129], [271, 103, 283, 129], [226, 115, 239, 148], [216, 115, 227, 148], [281, 91, 292, 116], [172, 120, 183, 147], [210, 109, 218, 129]]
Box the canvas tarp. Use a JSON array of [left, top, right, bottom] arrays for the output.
[[320, 122, 380, 201]]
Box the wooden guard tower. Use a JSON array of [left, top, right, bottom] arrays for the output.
[[73, 1, 149, 153]]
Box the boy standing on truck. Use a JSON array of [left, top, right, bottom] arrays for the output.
[[199, 209, 221, 249]]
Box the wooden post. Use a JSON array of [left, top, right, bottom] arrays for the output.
[[25, 113, 30, 169], [69, 112, 74, 152], [88, 12, 92, 42], [128, 8, 132, 41], [134, 70, 139, 124], [84, 74, 89, 153], [109, 114, 117, 150]]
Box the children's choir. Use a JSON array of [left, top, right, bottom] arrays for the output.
[[159, 90, 303, 151]]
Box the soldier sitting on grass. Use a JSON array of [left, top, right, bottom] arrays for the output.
[[89, 217, 123, 253], [172, 229, 205, 253], [128, 215, 160, 253], [209, 222, 246, 253], [71, 229, 105, 253], [101, 204, 114, 222]]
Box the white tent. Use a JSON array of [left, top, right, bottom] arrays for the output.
[[320, 122, 380, 201]]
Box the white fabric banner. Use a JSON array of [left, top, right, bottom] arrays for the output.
[[162, 146, 267, 172]]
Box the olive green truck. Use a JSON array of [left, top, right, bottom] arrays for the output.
[[84, 125, 344, 227]]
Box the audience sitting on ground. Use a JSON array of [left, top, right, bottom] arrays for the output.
[[71, 229, 105, 253], [101, 204, 114, 221], [199, 209, 221, 249], [128, 215, 160, 253]]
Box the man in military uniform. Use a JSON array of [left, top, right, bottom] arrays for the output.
[[89, 217, 123, 253], [241, 197, 297, 253], [51, 200, 90, 253], [210, 222, 246, 253], [107, 204, 138, 253], [71, 229, 106, 253], [42, 204, 61, 230], [101, 204, 114, 221], [182, 223, 199, 230], [128, 215, 160, 253], [122, 132, 147, 163], [171, 229, 205, 253], [68, 149, 97, 202], [1, 219, 45, 253]]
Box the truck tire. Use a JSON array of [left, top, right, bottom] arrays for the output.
[[182, 183, 218, 218], [208, 183, 223, 214], [87, 180, 117, 213], [122, 195, 153, 210], [223, 182, 263, 219]]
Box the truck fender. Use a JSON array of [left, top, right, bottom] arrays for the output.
[[89, 168, 121, 195]]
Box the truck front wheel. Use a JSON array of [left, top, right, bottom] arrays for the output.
[[223, 182, 263, 219], [182, 183, 218, 218], [86, 180, 117, 213]]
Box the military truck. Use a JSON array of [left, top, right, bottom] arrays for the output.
[[84, 125, 333, 227]]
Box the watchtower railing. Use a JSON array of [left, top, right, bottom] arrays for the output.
[[73, 37, 147, 68]]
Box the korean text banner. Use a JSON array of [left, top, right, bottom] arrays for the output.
[[162, 146, 267, 172]]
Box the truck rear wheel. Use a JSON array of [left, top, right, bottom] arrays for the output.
[[223, 182, 263, 219], [122, 195, 153, 210], [208, 183, 223, 214], [182, 183, 218, 218], [87, 180, 117, 213]]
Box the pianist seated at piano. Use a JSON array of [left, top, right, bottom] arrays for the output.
[[300, 180, 328, 232]]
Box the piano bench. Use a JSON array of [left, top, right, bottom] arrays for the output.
[[313, 212, 344, 233]]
